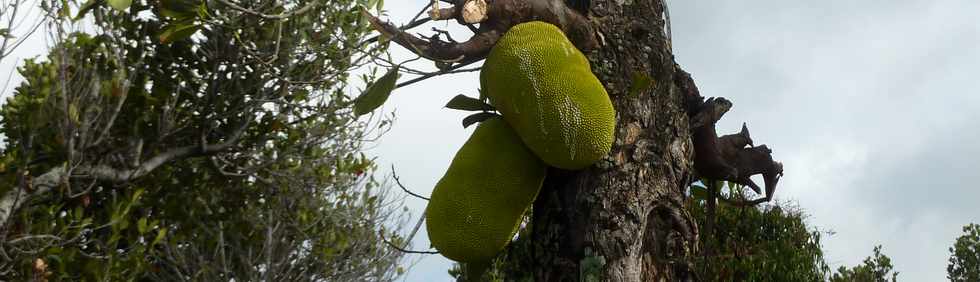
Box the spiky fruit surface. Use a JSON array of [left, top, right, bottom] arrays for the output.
[[425, 117, 546, 263], [480, 21, 616, 170]]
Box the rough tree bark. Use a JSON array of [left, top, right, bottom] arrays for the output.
[[517, 0, 700, 280]]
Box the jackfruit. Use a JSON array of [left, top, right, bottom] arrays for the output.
[[480, 21, 616, 170], [426, 117, 546, 263]]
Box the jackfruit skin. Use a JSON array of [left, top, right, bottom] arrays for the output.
[[480, 21, 616, 170], [426, 117, 546, 263]]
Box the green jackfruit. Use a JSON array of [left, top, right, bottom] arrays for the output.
[[426, 117, 546, 263], [480, 21, 616, 170]]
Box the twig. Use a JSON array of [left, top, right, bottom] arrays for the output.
[[390, 165, 429, 201], [381, 232, 439, 254], [716, 195, 768, 207], [403, 210, 426, 249], [395, 60, 480, 89], [359, 18, 431, 48], [215, 0, 317, 20]]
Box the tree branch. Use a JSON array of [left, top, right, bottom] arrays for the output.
[[0, 120, 250, 228], [361, 0, 598, 69], [390, 165, 429, 201], [680, 67, 783, 201], [363, 8, 499, 65], [395, 60, 481, 89], [691, 97, 737, 181], [724, 145, 783, 201], [380, 232, 439, 254]]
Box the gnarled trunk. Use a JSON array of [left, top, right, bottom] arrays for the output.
[[508, 0, 700, 280]]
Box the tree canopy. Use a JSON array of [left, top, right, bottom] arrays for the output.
[[689, 182, 830, 281], [0, 0, 407, 280], [948, 223, 980, 282], [689, 182, 900, 282]]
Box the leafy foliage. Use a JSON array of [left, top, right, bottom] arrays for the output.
[[0, 0, 406, 280], [688, 182, 900, 282], [829, 245, 899, 282], [947, 223, 980, 282], [689, 195, 830, 282]]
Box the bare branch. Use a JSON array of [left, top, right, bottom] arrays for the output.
[[390, 165, 429, 201], [429, 7, 456, 21], [691, 97, 737, 181], [717, 195, 768, 207], [363, 8, 498, 64], [681, 67, 783, 202], [380, 232, 438, 255], [361, 0, 598, 70], [0, 167, 65, 229], [395, 60, 480, 89]]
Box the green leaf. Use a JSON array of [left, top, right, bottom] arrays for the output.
[[197, 0, 210, 18], [158, 22, 201, 44], [131, 188, 145, 202], [58, 0, 72, 18], [108, 0, 132, 11], [73, 0, 99, 21], [117, 218, 130, 231], [137, 217, 148, 234], [445, 94, 494, 111], [628, 71, 655, 97], [690, 184, 708, 200], [68, 103, 79, 123], [354, 66, 399, 116], [151, 228, 168, 246], [160, 0, 200, 19], [461, 112, 498, 128]]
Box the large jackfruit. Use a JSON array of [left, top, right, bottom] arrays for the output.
[[480, 21, 616, 170], [426, 117, 546, 263]]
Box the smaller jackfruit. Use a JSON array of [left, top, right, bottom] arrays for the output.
[[426, 117, 546, 263], [481, 21, 616, 170]]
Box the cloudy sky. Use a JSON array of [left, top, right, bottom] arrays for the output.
[[0, 1, 976, 281], [370, 0, 980, 281]]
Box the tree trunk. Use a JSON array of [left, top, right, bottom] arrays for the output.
[[506, 0, 700, 280]]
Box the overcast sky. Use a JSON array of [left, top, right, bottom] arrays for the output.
[[0, 1, 976, 281], [371, 0, 980, 281]]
